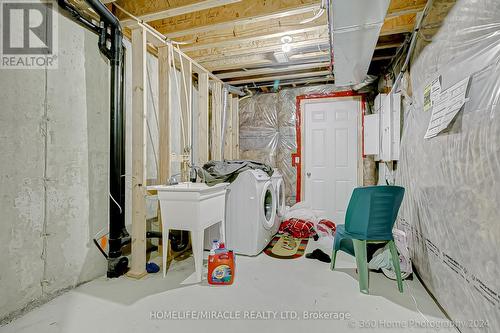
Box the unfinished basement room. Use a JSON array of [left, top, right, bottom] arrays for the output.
[[0, 0, 498, 332]]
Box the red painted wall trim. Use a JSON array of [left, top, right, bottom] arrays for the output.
[[292, 90, 366, 202]]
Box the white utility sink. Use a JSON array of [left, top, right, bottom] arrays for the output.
[[150, 182, 229, 283]]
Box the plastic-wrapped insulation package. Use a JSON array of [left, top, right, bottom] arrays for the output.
[[240, 84, 375, 205], [396, 0, 500, 331]]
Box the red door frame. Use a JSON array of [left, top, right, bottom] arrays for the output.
[[291, 90, 366, 202]]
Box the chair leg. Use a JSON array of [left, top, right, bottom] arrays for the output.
[[388, 240, 403, 293], [330, 250, 337, 270], [353, 239, 369, 294]]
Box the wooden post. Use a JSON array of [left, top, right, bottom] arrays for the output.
[[180, 55, 193, 153], [156, 45, 171, 257], [211, 81, 223, 160], [127, 26, 148, 279], [231, 96, 240, 159], [197, 73, 209, 165], [158, 46, 171, 184], [224, 92, 233, 160]]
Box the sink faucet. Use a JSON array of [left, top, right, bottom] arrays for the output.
[[189, 164, 206, 184], [167, 173, 181, 185]]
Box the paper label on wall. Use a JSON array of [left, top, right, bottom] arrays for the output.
[[424, 76, 441, 112], [430, 76, 442, 102], [424, 76, 470, 139], [423, 84, 432, 112]]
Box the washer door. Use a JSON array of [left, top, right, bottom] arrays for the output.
[[260, 181, 276, 230]]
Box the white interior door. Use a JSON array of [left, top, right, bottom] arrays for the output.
[[304, 98, 359, 223]]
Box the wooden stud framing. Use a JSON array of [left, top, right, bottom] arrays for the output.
[[127, 26, 148, 279], [120, 16, 241, 279], [197, 73, 210, 165], [179, 52, 193, 153], [223, 92, 233, 160], [156, 45, 171, 257], [211, 81, 223, 160], [158, 46, 171, 184]]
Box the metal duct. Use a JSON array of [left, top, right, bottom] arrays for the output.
[[331, 0, 391, 87]]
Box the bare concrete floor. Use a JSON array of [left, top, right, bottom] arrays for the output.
[[0, 240, 457, 333]]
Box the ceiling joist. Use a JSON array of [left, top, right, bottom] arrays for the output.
[[180, 19, 327, 53], [227, 70, 331, 85], [101, 0, 427, 87], [217, 62, 331, 79], [120, 0, 242, 27], [150, 0, 321, 38]]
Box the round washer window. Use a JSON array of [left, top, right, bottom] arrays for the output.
[[263, 189, 273, 221]]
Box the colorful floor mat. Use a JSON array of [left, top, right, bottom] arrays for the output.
[[264, 234, 309, 259]]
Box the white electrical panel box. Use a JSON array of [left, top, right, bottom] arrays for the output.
[[368, 92, 401, 161]]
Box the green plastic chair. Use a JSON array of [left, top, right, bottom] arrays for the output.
[[330, 185, 405, 294]]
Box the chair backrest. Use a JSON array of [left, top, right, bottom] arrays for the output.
[[344, 186, 405, 240]]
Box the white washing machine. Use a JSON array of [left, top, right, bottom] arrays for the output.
[[271, 169, 286, 226], [204, 169, 278, 255]]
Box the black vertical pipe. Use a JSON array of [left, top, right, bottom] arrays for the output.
[[58, 0, 128, 277], [83, 0, 127, 276]]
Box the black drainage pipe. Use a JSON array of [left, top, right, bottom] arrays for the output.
[[58, 0, 128, 277], [84, 0, 128, 278]]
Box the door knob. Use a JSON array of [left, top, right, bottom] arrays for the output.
[[306, 172, 311, 177]]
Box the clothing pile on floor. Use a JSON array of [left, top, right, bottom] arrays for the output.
[[277, 202, 336, 245], [274, 203, 336, 263]]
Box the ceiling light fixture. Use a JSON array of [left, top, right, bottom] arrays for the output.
[[280, 35, 293, 53]]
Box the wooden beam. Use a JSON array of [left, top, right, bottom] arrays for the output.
[[157, 45, 171, 259], [204, 56, 272, 72], [217, 62, 331, 80], [387, 0, 426, 18], [231, 97, 239, 159], [151, 0, 321, 39], [211, 81, 223, 160], [179, 54, 193, 154], [183, 25, 326, 53], [121, 0, 242, 27], [196, 38, 400, 64], [227, 70, 331, 85], [179, 16, 327, 52], [158, 46, 171, 185], [256, 76, 334, 88], [223, 92, 233, 160], [196, 38, 330, 63], [197, 73, 210, 165], [203, 40, 399, 74], [381, 13, 417, 36], [127, 26, 148, 279]]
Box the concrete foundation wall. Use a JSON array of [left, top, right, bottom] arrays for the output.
[[0, 13, 109, 321]]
